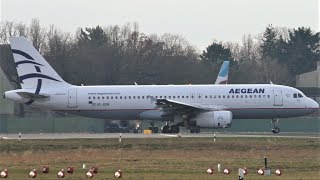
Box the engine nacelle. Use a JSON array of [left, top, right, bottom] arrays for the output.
[[192, 111, 232, 128]]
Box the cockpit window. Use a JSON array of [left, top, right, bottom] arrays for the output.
[[293, 93, 303, 98]]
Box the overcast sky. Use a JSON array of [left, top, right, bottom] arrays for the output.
[[0, 0, 319, 50]]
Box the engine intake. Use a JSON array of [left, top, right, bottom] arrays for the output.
[[192, 111, 232, 128]]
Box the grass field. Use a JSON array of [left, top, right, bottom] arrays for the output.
[[0, 136, 319, 179]]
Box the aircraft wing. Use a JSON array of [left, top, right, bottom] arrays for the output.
[[152, 98, 223, 116]]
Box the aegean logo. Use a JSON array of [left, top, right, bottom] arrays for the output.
[[229, 88, 265, 94]]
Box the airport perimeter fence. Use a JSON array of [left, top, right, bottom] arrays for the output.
[[0, 115, 319, 134]]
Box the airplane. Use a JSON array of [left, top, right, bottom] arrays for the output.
[[3, 37, 319, 134], [105, 60, 231, 132]]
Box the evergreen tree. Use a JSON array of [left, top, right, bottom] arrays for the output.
[[260, 24, 279, 60], [283, 27, 320, 75], [200, 42, 233, 65]]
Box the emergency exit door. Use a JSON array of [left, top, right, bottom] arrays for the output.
[[68, 88, 77, 108]]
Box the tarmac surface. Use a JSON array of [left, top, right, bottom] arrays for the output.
[[0, 132, 319, 140]]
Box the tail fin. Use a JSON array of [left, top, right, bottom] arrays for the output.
[[9, 36, 70, 90], [215, 61, 229, 84]]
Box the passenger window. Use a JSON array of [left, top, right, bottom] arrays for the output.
[[222, 95, 225, 98], [173, 96, 175, 99], [142, 96, 144, 99], [205, 95, 208, 98], [186, 96, 189, 98], [240, 95, 243, 98], [293, 94, 297, 98], [93, 97, 95, 99], [137, 96, 140, 99], [133, 96, 135, 99], [115, 96, 118, 99], [209, 95, 212, 98], [182, 96, 184, 99], [129, 96, 131, 99], [124, 96, 127, 99], [102, 97, 104, 99], [111, 96, 113, 99], [98, 97, 100, 99], [177, 96, 180, 98], [236, 95, 238, 98], [89, 97, 91, 99], [120, 96, 122, 99], [267, 95, 270, 98], [298, 93, 303, 98]]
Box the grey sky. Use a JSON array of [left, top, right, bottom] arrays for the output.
[[1, 0, 319, 50]]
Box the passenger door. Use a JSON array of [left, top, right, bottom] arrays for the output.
[[273, 89, 283, 106], [68, 88, 77, 108]]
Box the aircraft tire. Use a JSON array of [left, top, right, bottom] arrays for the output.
[[272, 127, 280, 133], [195, 128, 200, 133], [162, 125, 170, 133], [170, 125, 180, 133]]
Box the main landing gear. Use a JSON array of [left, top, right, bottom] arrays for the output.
[[271, 119, 280, 133], [161, 124, 180, 134], [189, 127, 200, 133]]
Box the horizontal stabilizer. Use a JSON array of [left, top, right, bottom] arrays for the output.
[[16, 92, 49, 100]]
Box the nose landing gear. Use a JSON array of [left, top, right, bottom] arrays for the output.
[[271, 119, 280, 133]]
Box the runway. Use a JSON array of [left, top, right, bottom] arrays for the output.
[[0, 132, 319, 140]]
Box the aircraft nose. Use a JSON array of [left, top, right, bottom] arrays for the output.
[[312, 100, 319, 109], [309, 98, 319, 110]]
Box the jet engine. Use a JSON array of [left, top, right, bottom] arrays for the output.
[[191, 111, 232, 128]]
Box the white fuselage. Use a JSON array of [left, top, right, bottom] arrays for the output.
[[15, 84, 317, 121]]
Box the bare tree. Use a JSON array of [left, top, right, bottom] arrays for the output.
[[28, 19, 46, 52]]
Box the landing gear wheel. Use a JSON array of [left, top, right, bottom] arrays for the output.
[[170, 125, 180, 134], [271, 119, 280, 134], [189, 127, 200, 134], [272, 127, 280, 133], [195, 128, 200, 133], [162, 125, 170, 133]]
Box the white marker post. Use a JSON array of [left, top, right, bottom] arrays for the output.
[[82, 164, 86, 169], [119, 133, 122, 143], [238, 168, 244, 180], [18, 132, 21, 141], [217, 164, 221, 172], [213, 132, 216, 142]]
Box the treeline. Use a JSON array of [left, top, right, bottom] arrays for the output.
[[0, 19, 319, 87]]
